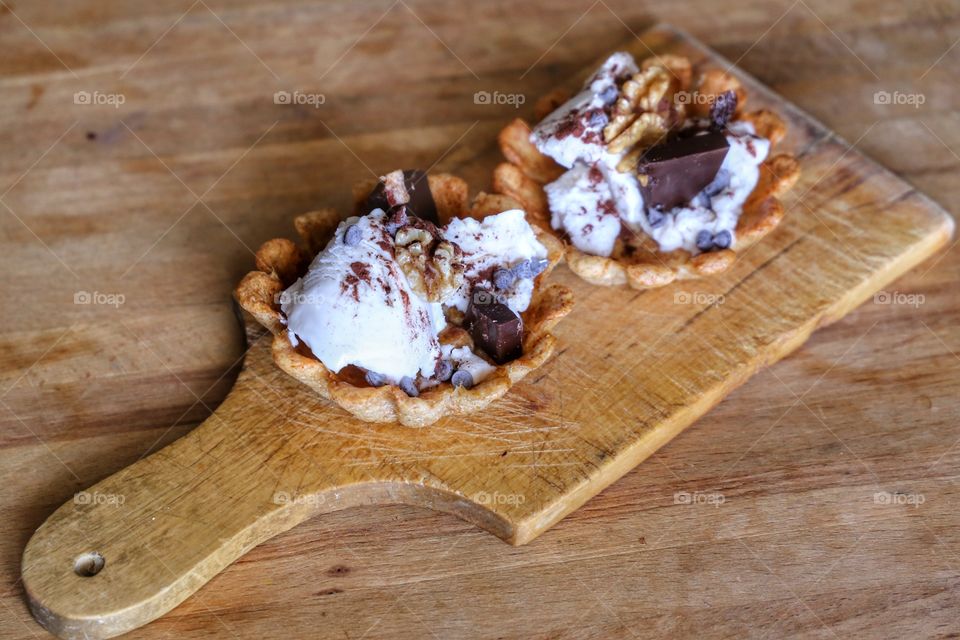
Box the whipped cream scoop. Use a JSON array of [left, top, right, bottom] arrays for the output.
[[534, 51, 771, 257], [281, 211, 446, 384], [530, 52, 638, 169], [443, 209, 549, 315], [281, 206, 549, 390], [638, 120, 770, 253]]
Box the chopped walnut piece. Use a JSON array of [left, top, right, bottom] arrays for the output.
[[641, 54, 693, 93], [395, 224, 464, 302], [603, 65, 681, 157]]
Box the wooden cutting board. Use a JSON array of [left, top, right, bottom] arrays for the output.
[[21, 24, 954, 640]]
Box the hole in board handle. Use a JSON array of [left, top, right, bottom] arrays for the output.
[[74, 552, 105, 577]]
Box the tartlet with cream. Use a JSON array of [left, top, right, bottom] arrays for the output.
[[235, 170, 572, 427], [493, 51, 801, 289]]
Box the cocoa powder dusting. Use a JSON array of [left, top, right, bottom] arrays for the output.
[[598, 199, 617, 216], [554, 110, 586, 140], [350, 261, 371, 284]]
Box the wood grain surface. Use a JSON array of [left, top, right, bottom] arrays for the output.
[[3, 2, 960, 639]]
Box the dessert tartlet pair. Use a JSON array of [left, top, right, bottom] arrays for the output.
[[236, 170, 573, 427], [237, 52, 801, 427], [493, 51, 801, 289]]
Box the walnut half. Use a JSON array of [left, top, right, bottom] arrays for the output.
[[395, 225, 464, 302]]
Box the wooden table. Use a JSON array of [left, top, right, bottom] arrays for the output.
[[2, 1, 958, 638]]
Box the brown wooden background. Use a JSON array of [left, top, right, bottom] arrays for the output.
[[2, 1, 959, 638]]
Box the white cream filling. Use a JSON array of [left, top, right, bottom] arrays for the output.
[[542, 119, 769, 256], [442, 209, 548, 314], [281, 208, 547, 385], [639, 121, 770, 253], [441, 344, 496, 385], [530, 52, 638, 169], [280, 212, 445, 384], [533, 51, 772, 257], [545, 164, 621, 257]]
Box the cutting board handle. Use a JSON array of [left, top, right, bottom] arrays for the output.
[[20, 377, 513, 640], [20, 394, 340, 638]]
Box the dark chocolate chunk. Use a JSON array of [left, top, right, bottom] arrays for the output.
[[467, 298, 523, 364], [712, 230, 732, 249], [636, 131, 730, 210], [493, 268, 516, 290], [710, 90, 738, 131], [586, 108, 609, 128], [702, 168, 731, 198], [364, 169, 438, 223], [343, 224, 361, 246], [451, 370, 474, 388], [598, 84, 619, 105], [435, 359, 453, 382], [365, 370, 386, 387], [399, 376, 419, 397]]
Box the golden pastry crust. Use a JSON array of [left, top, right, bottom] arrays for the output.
[[235, 173, 574, 427], [493, 58, 801, 290]]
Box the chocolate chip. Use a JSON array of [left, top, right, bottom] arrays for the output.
[[702, 169, 730, 198], [451, 370, 474, 388], [713, 230, 732, 249], [587, 109, 608, 128], [493, 268, 516, 290], [710, 90, 738, 131], [365, 370, 386, 387], [514, 258, 549, 279], [344, 224, 361, 246], [647, 207, 665, 227], [399, 376, 419, 397], [598, 84, 619, 105], [435, 359, 453, 382], [696, 230, 714, 252]]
